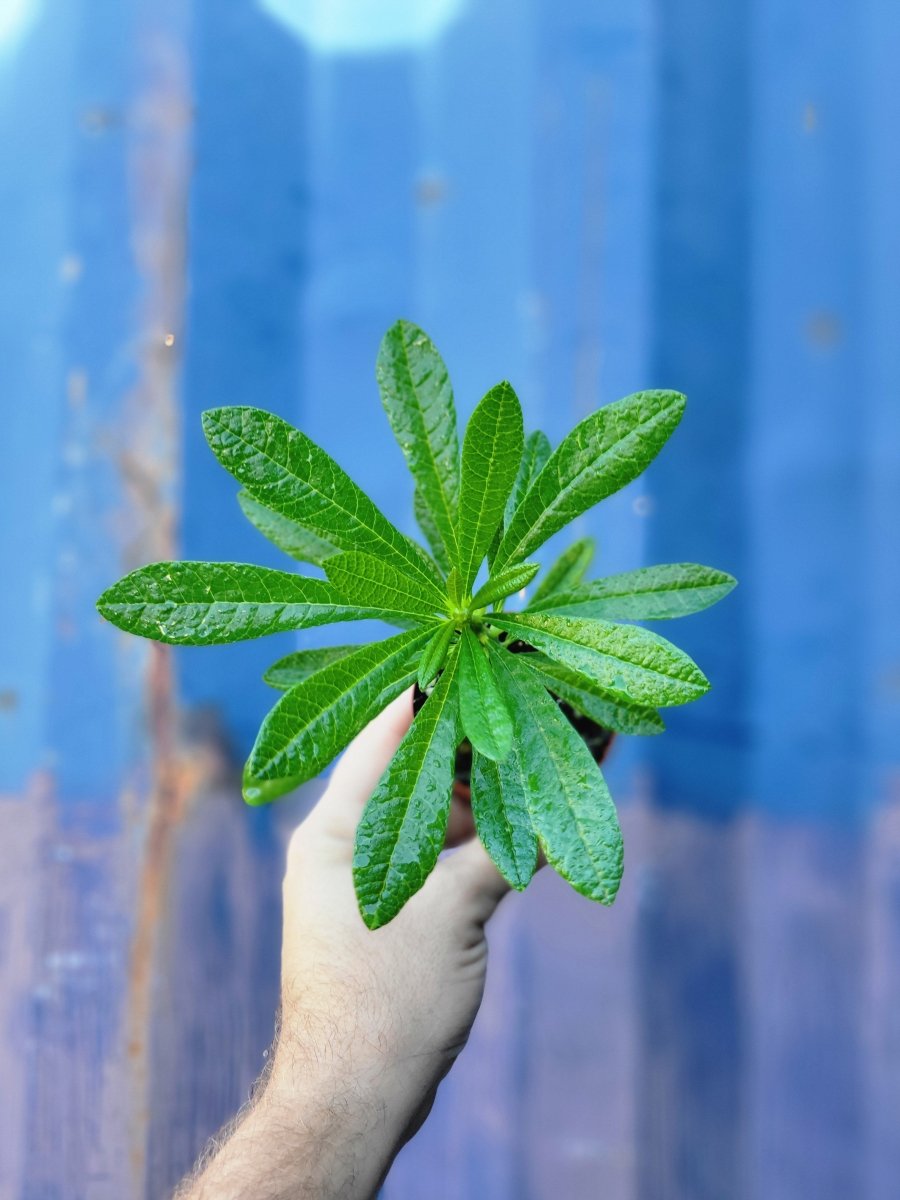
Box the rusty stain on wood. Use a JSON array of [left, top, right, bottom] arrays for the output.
[[110, 19, 197, 1189]]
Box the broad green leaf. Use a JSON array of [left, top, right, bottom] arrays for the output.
[[529, 537, 595, 606], [414, 487, 451, 575], [264, 645, 360, 691], [488, 612, 709, 707], [493, 390, 686, 572], [488, 645, 622, 904], [97, 562, 399, 646], [518, 654, 665, 735], [377, 320, 460, 568], [245, 628, 431, 794], [504, 429, 551, 526], [446, 567, 464, 610], [458, 628, 513, 762], [237, 489, 337, 566], [353, 647, 461, 928], [203, 406, 443, 594], [471, 562, 540, 610], [417, 621, 456, 689], [470, 750, 538, 890], [324, 551, 445, 618], [487, 429, 549, 570], [457, 382, 524, 591], [531, 562, 737, 621]]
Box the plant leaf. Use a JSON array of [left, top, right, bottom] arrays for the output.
[[488, 429, 549, 570], [458, 628, 514, 761], [446, 567, 464, 609], [245, 627, 431, 796], [240, 769, 307, 806], [493, 390, 686, 572], [203, 406, 443, 593], [471, 562, 540, 610], [353, 646, 461, 928], [237, 489, 337, 566], [505, 429, 551, 526], [377, 320, 460, 569], [264, 645, 360, 690], [518, 654, 665, 735], [457, 382, 524, 591], [470, 750, 538, 890], [530, 562, 737, 620], [417, 621, 456, 689], [488, 645, 623, 904], [324, 551, 445, 618], [414, 487, 451, 575], [96, 562, 404, 646], [529, 537, 596, 606], [488, 612, 709, 707]]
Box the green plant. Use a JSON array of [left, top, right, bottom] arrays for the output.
[[97, 320, 736, 928]]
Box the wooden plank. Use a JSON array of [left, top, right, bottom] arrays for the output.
[[2, 0, 899, 1196], [743, 818, 865, 1199], [638, 2, 751, 1196]]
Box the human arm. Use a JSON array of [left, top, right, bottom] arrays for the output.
[[177, 690, 512, 1199]]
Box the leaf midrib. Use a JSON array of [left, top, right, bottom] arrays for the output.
[[493, 652, 613, 895], [253, 633, 426, 777], [327, 552, 445, 616], [394, 332, 459, 566], [463, 632, 506, 758], [497, 398, 679, 569], [490, 615, 700, 690], [520, 657, 664, 733], [209, 409, 439, 590], [544, 573, 731, 603], [370, 659, 457, 915], [499, 750, 535, 881], [459, 392, 512, 586]]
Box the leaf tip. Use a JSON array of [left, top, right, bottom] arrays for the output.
[[95, 583, 126, 628], [392, 315, 418, 337], [359, 906, 385, 931], [242, 759, 306, 805], [200, 405, 225, 432]]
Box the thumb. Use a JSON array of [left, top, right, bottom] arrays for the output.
[[309, 689, 414, 851], [434, 836, 512, 928]]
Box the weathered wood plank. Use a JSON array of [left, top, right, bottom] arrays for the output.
[[1, 0, 899, 1197]]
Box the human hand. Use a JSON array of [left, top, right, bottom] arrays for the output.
[[181, 689, 514, 1199]]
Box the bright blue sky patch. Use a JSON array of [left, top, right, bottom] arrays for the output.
[[258, 0, 467, 54]]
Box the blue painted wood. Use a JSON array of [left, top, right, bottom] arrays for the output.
[[179, 0, 314, 753], [1, 0, 899, 1197]]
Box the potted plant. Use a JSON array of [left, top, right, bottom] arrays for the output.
[[98, 320, 735, 928]]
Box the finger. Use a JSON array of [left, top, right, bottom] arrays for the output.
[[311, 689, 414, 843], [435, 836, 512, 926]]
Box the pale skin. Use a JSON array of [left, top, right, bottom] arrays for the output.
[[177, 689, 520, 1200]]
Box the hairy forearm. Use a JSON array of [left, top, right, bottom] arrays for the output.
[[176, 1035, 415, 1200], [177, 1093, 383, 1200]]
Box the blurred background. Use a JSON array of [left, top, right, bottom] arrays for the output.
[[1, 0, 898, 1197]]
